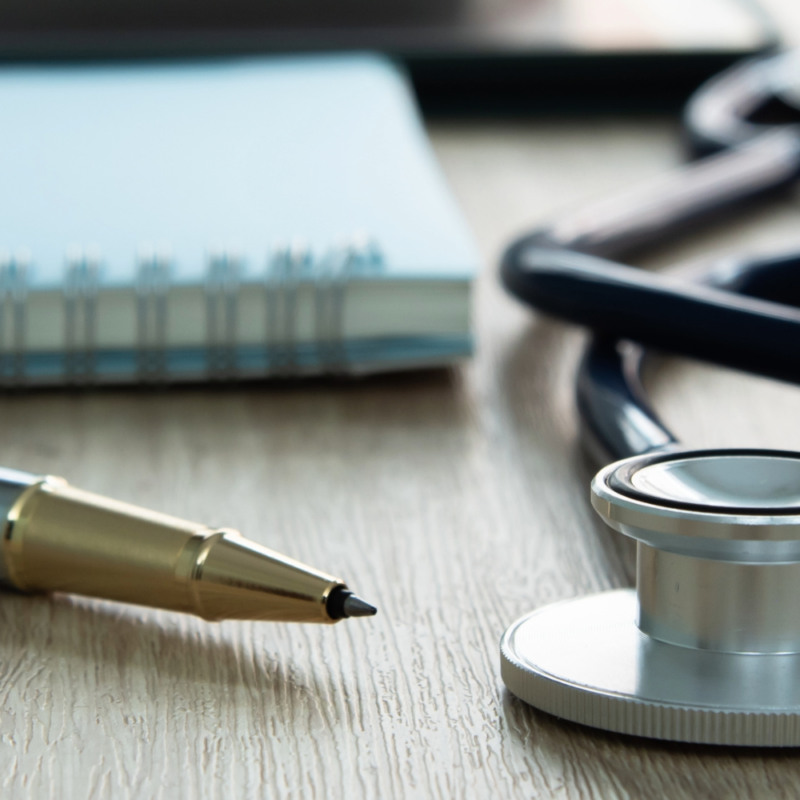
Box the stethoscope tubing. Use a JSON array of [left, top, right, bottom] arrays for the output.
[[570, 248, 800, 464], [500, 53, 800, 464], [505, 245, 800, 385]]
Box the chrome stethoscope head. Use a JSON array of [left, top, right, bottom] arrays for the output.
[[503, 449, 800, 747], [600, 449, 800, 655], [500, 50, 800, 745]]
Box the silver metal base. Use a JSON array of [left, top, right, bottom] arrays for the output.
[[501, 589, 800, 746]]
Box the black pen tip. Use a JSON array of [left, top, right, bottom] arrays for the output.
[[343, 593, 378, 618], [327, 586, 377, 620]]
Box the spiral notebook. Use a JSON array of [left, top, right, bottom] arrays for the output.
[[0, 54, 477, 385]]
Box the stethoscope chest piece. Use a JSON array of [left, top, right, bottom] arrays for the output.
[[501, 449, 800, 746]]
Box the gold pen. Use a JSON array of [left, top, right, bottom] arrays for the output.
[[0, 467, 376, 623]]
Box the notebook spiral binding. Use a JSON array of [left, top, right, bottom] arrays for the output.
[[0, 251, 29, 386], [64, 247, 100, 385], [0, 236, 384, 385], [137, 248, 170, 383], [205, 249, 240, 381], [312, 242, 368, 374], [257, 235, 383, 377], [202, 236, 384, 380]]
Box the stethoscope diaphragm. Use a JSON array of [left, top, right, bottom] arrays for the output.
[[502, 449, 800, 746]]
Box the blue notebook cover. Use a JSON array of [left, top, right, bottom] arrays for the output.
[[0, 54, 478, 384]]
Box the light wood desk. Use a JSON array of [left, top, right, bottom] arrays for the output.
[[2, 117, 800, 798]]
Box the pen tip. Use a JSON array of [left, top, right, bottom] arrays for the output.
[[327, 586, 377, 620], [343, 593, 378, 618]]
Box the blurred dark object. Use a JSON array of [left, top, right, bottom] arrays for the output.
[[685, 48, 800, 156], [0, 0, 776, 115]]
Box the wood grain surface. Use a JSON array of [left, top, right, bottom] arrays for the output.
[[2, 118, 800, 799]]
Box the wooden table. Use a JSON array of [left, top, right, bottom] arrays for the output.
[[3, 117, 800, 798]]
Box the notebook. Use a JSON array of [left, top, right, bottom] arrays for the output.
[[0, 54, 478, 385]]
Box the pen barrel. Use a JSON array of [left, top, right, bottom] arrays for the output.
[[2, 477, 343, 623]]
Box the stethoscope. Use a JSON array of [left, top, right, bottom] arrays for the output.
[[497, 50, 800, 746]]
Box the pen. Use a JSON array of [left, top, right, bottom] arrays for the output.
[[0, 466, 377, 623]]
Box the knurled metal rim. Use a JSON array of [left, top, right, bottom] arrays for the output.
[[500, 590, 800, 746]]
